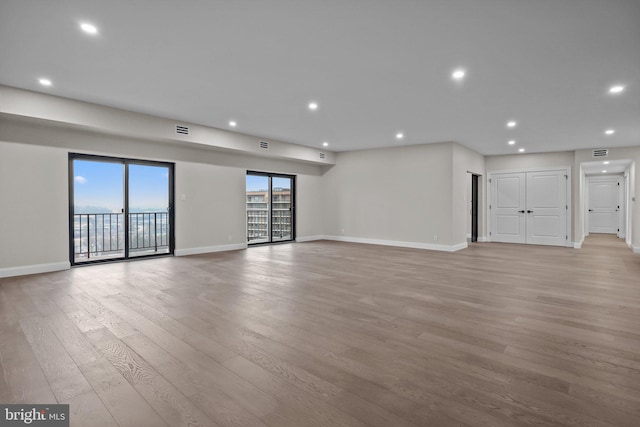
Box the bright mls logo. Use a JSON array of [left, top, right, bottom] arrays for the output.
[[0, 405, 69, 426]]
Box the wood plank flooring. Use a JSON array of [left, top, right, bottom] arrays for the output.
[[1, 234, 640, 426]]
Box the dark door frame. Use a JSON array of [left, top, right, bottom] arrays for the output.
[[246, 170, 296, 245], [69, 153, 175, 265]]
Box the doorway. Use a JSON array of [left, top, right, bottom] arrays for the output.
[[69, 154, 174, 264], [471, 174, 479, 242], [586, 175, 622, 235], [246, 171, 295, 244]]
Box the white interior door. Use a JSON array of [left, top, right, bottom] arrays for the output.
[[588, 177, 619, 234], [526, 171, 567, 246], [490, 169, 568, 246], [490, 173, 526, 243]]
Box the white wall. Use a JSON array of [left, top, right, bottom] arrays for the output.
[[0, 118, 325, 276], [322, 142, 469, 248], [0, 142, 69, 274], [485, 151, 575, 171]]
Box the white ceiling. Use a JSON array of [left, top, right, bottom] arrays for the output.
[[1, 0, 638, 155]]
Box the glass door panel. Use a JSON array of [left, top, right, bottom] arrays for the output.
[[128, 164, 171, 257], [72, 159, 125, 262], [70, 154, 174, 265], [271, 176, 292, 241], [246, 174, 270, 243]]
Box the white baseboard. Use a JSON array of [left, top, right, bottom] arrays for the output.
[[0, 261, 70, 279], [175, 243, 247, 257], [477, 237, 488, 243], [629, 243, 640, 254], [466, 233, 471, 239], [573, 240, 583, 249], [295, 235, 328, 243], [323, 235, 468, 252]]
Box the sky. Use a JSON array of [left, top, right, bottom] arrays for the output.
[[73, 160, 169, 212], [246, 175, 291, 192]]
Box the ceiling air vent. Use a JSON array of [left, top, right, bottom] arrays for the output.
[[175, 125, 189, 135], [259, 141, 269, 150], [319, 152, 326, 159], [592, 148, 608, 158]]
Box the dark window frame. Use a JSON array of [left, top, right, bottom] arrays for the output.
[[68, 152, 175, 266]]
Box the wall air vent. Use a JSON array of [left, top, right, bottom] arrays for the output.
[[259, 141, 269, 150], [175, 125, 189, 135], [592, 148, 608, 158], [319, 152, 326, 159]]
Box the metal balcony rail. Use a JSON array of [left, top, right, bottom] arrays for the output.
[[73, 212, 169, 260]]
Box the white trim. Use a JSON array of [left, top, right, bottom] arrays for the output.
[[0, 262, 70, 279], [629, 243, 640, 254], [573, 240, 583, 249], [477, 236, 488, 243], [295, 235, 328, 242], [466, 233, 472, 239], [175, 243, 247, 256], [324, 235, 468, 252]]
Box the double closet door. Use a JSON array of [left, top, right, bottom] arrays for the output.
[[490, 170, 568, 246]]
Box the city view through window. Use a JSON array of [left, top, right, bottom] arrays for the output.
[[71, 157, 172, 262], [246, 174, 294, 243]]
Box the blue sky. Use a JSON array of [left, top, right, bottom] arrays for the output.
[[74, 160, 169, 212], [246, 174, 269, 192], [246, 175, 291, 191]]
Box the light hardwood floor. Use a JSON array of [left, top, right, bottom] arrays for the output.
[[1, 235, 640, 426]]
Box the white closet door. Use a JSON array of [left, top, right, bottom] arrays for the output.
[[588, 177, 619, 234], [526, 170, 567, 246], [490, 173, 526, 243]]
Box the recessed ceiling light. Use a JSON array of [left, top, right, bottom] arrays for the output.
[[603, 161, 610, 165], [322, 142, 329, 147], [80, 22, 98, 35], [451, 68, 466, 80], [38, 78, 52, 86], [518, 148, 525, 153], [602, 170, 608, 173], [508, 140, 516, 145], [605, 129, 615, 135], [507, 121, 517, 128], [308, 102, 318, 111], [229, 120, 237, 127], [396, 132, 404, 140], [608, 85, 625, 94]]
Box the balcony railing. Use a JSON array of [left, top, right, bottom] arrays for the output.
[[73, 212, 169, 261]]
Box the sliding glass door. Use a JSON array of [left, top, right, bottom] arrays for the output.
[[246, 172, 295, 244], [128, 164, 171, 258], [71, 158, 126, 261], [70, 154, 174, 264]]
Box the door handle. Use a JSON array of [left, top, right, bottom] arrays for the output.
[[526, 210, 533, 213], [518, 210, 525, 213], [588, 209, 594, 212]]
